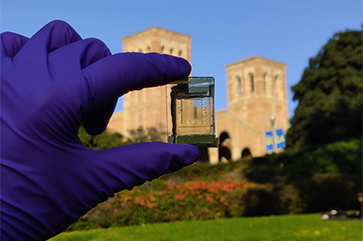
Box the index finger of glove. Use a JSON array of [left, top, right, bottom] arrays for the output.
[[82, 52, 191, 111], [0, 32, 29, 58]]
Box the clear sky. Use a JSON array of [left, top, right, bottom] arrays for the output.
[[1, 0, 361, 120]]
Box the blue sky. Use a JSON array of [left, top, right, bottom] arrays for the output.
[[1, 0, 361, 119]]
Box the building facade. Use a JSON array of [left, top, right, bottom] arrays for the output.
[[108, 26, 192, 136], [210, 56, 289, 164], [108, 27, 289, 164]]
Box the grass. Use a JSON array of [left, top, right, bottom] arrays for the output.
[[50, 213, 362, 241]]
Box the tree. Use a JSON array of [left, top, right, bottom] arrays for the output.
[[78, 124, 166, 150], [78, 126, 128, 150], [287, 29, 362, 149], [126, 125, 166, 144]]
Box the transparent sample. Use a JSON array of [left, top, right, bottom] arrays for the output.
[[168, 77, 218, 147], [175, 97, 213, 135]]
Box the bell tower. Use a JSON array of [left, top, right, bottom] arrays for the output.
[[108, 27, 192, 136], [225, 56, 289, 155]]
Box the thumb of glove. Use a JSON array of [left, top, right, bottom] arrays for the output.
[[50, 142, 200, 236], [78, 143, 200, 204]]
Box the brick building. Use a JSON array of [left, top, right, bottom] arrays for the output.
[[108, 26, 191, 135], [108, 26, 289, 164]]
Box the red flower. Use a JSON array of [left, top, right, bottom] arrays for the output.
[[175, 194, 184, 200]]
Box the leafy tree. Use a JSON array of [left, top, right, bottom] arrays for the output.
[[287, 29, 362, 149], [78, 126, 127, 150], [78, 124, 166, 150], [126, 125, 166, 144]]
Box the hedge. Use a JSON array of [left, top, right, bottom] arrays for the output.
[[67, 179, 304, 231], [67, 139, 362, 231]]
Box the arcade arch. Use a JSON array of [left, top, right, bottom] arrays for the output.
[[218, 132, 232, 162], [199, 147, 209, 163], [241, 148, 252, 158]]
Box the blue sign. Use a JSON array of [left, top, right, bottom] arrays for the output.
[[265, 129, 286, 151], [265, 131, 273, 151], [276, 129, 286, 149]]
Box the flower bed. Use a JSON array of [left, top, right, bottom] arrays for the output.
[[68, 178, 303, 231]]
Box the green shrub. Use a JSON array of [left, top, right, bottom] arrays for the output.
[[294, 173, 361, 213], [67, 139, 361, 231], [275, 184, 304, 214], [68, 179, 306, 231], [242, 184, 303, 216], [284, 139, 362, 178], [161, 159, 248, 181], [246, 139, 362, 180], [243, 165, 285, 184]]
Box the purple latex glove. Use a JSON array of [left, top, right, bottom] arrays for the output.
[[0, 20, 200, 240]]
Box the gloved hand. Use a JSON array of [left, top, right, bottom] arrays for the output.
[[0, 20, 200, 240]]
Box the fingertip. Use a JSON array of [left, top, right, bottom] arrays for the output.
[[39, 20, 82, 52], [173, 55, 192, 81], [167, 144, 201, 173], [158, 53, 192, 83], [12, 20, 82, 62], [82, 52, 191, 114], [181, 144, 201, 162], [82, 99, 117, 135], [1, 32, 29, 58]]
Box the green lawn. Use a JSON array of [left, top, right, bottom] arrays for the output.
[[50, 214, 362, 241]]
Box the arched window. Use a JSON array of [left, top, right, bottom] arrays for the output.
[[236, 76, 242, 96], [242, 148, 252, 158], [178, 50, 182, 57], [263, 72, 267, 93], [249, 73, 254, 93], [273, 75, 278, 96], [219, 132, 232, 162], [138, 49, 143, 53], [170, 48, 173, 55], [146, 46, 151, 52], [160, 46, 165, 54]]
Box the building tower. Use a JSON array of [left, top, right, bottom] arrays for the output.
[[108, 27, 289, 164], [108, 27, 192, 136], [210, 56, 289, 163]]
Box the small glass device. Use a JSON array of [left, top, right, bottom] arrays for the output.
[[168, 77, 218, 147]]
